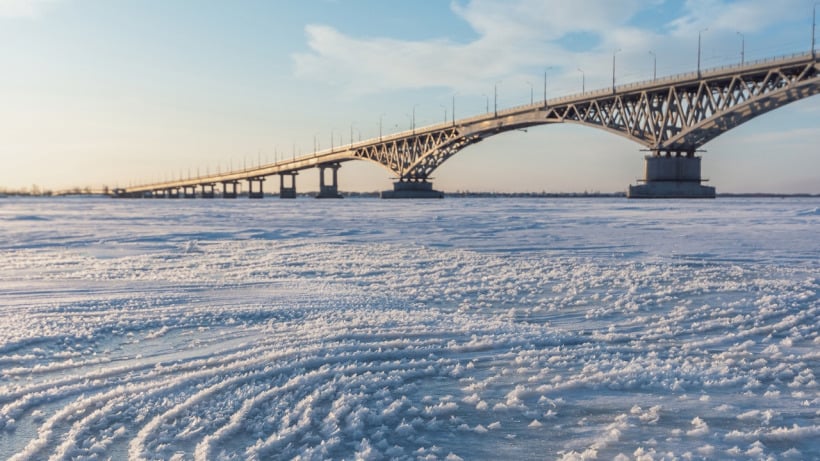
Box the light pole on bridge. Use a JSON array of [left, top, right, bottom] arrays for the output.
[[439, 104, 447, 124], [612, 48, 622, 93], [379, 113, 385, 142], [737, 31, 745, 65], [649, 50, 656, 81], [697, 27, 708, 77], [494, 81, 500, 118], [813, 3, 818, 58], [543, 66, 553, 107], [452, 93, 456, 127], [577, 67, 585, 93], [482, 94, 489, 113], [526, 81, 533, 105]]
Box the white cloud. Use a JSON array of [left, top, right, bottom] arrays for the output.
[[0, 0, 60, 18], [291, 0, 813, 96]]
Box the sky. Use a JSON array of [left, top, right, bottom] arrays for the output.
[[0, 0, 818, 194]]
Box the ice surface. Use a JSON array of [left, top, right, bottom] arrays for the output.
[[0, 196, 817, 460]]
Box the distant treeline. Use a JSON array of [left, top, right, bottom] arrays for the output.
[[0, 186, 110, 197]]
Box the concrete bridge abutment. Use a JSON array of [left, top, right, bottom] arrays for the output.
[[627, 152, 716, 198]]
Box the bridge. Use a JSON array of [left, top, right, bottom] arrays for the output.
[[115, 52, 820, 199]]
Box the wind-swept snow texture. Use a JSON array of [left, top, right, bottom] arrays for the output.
[[0, 197, 817, 460]]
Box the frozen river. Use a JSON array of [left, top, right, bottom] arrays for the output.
[[0, 196, 817, 460]]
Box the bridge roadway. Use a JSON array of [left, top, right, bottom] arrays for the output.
[[117, 51, 820, 199]]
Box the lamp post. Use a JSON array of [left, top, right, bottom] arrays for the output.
[[526, 81, 533, 105], [813, 3, 818, 57], [543, 66, 553, 106], [451, 93, 456, 126], [649, 50, 656, 80], [482, 94, 489, 113], [612, 48, 622, 92], [439, 104, 447, 124], [379, 113, 385, 141], [494, 81, 501, 117], [349, 123, 355, 146], [698, 27, 708, 77], [737, 31, 745, 65], [577, 67, 585, 93]]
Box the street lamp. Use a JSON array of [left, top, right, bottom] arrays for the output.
[[482, 94, 489, 113], [526, 81, 533, 105], [494, 81, 501, 117], [698, 27, 708, 77], [543, 66, 553, 106], [439, 104, 447, 124], [813, 2, 818, 58], [451, 93, 457, 126], [349, 122, 355, 146], [577, 67, 585, 93], [649, 50, 657, 81], [737, 31, 745, 65], [379, 113, 385, 141], [612, 48, 622, 92]]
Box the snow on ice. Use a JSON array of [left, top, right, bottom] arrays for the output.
[[0, 196, 817, 460]]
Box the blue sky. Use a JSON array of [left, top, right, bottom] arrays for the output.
[[1, 0, 818, 193]]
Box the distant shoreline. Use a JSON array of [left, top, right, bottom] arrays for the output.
[[2, 192, 818, 199]]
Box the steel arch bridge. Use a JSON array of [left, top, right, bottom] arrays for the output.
[[118, 52, 819, 199]]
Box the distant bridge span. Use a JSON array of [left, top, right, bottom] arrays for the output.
[[118, 52, 819, 199]]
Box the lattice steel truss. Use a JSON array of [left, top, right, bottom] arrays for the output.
[[332, 55, 818, 182], [547, 58, 819, 155]]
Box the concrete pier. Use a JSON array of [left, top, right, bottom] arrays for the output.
[[183, 185, 196, 199], [200, 183, 216, 198], [628, 153, 715, 198], [222, 181, 239, 199], [381, 180, 444, 199], [167, 188, 180, 199], [280, 172, 297, 199], [247, 177, 265, 199], [316, 163, 343, 198]]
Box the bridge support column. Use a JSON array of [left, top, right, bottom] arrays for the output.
[[222, 181, 239, 198], [279, 172, 297, 198], [153, 189, 165, 199], [627, 152, 715, 198], [167, 188, 180, 199], [381, 180, 444, 199], [183, 185, 197, 199], [316, 163, 343, 199], [200, 183, 215, 198], [247, 177, 265, 199]]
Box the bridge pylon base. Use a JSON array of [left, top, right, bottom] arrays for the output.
[[381, 181, 444, 199], [627, 154, 715, 199]]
